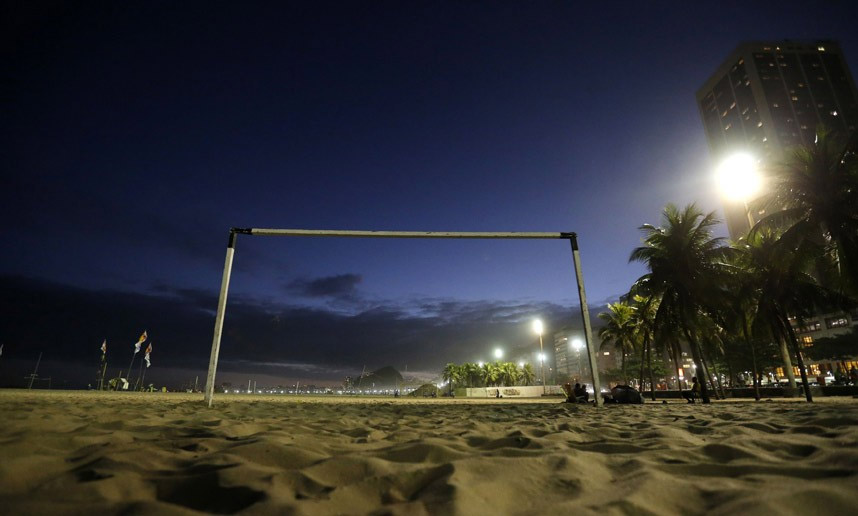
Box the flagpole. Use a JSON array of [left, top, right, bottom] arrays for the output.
[[126, 331, 146, 391], [135, 356, 145, 391], [126, 355, 137, 389], [99, 360, 107, 390]]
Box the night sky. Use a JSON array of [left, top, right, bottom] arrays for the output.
[[3, 1, 858, 388]]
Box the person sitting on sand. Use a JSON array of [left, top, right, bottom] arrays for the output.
[[682, 377, 701, 404], [573, 383, 588, 403]]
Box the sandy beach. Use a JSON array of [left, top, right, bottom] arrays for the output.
[[1, 390, 857, 515]]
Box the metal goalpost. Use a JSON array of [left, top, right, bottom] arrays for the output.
[[203, 228, 604, 407]]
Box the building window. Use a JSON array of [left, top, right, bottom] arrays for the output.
[[797, 321, 821, 333], [801, 336, 813, 346], [826, 317, 848, 329]]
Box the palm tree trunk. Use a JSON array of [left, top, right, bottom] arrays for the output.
[[773, 323, 797, 389], [698, 346, 720, 400], [740, 316, 761, 401], [671, 341, 683, 392], [638, 339, 646, 392], [681, 325, 711, 403], [646, 335, 656, 401], [780, 316, 813, 402], [701, 344, 726, 399]]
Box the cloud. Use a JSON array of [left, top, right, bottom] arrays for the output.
[[0, 275, 604, 389], [286, 273, 363, 298]]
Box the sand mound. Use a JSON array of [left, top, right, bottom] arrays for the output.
[[1, 391, 857, 514]]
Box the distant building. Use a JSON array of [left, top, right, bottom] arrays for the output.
[[697, 40, 858, 239], [552, 319, 615, 383]]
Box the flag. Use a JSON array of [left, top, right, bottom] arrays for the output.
[[134, 330, 147, 353], [101, 340, 107, 354], [144, 343, 152, 368]]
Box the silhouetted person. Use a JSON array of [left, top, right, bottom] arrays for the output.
[[682, 377, 701, 403], [573, 383, 588, 403]]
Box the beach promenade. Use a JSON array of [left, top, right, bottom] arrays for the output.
[[1, 390, 856, 514]]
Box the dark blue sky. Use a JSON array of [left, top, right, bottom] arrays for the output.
[[3, 1, 858, 387]]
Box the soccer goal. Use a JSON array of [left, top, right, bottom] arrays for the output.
[[204, 228, 604, 406]]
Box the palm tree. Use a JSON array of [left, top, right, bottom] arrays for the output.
[[520, 363, 536, 386], [462, 362, 481, 388], [599, 301, 637, 384], [442, 363, 461, 395], [713, 256, 764, 401], [498, 362, 520, 387], [629, 203, 735, 403], [734, 228, 847, 402], [481, 362, 500, 387], [755, 126, 858, 295], [630, 293, 660, 400]]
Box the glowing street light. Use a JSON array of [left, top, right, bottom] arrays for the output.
[[715, 152, 762, 228], [494, 347, 504, 360], [533, 319, 546, 394], [477, 361, 484, 367]]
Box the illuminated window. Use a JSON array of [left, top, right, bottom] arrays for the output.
[[818, 46, 825, 51], [602, 352, 610, 356], [826, 317, 848, 329], [791, 96, 798, 101], [801, 336, 813, 346], [797, 321, 822, 333]]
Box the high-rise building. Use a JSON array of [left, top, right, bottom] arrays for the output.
[[697, 40, 858, 239]]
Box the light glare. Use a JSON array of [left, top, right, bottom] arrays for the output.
[[716, 153, 761, 202]]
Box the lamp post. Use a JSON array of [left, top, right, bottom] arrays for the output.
[[715, 152, 762, 231], [533, 319, 546, 394]]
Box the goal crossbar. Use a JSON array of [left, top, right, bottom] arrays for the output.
[[241, 228, 572, 239], [204, 227, 604, 406]]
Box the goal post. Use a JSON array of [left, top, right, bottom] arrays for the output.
[[204, 228, 603, 407]]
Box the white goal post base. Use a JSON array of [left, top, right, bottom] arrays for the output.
[[204, 228, 603, 407]]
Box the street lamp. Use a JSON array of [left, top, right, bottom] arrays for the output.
[[715, 152, 762, 229], [533, 319, 546, 394], [494, 347, 503, 360]]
